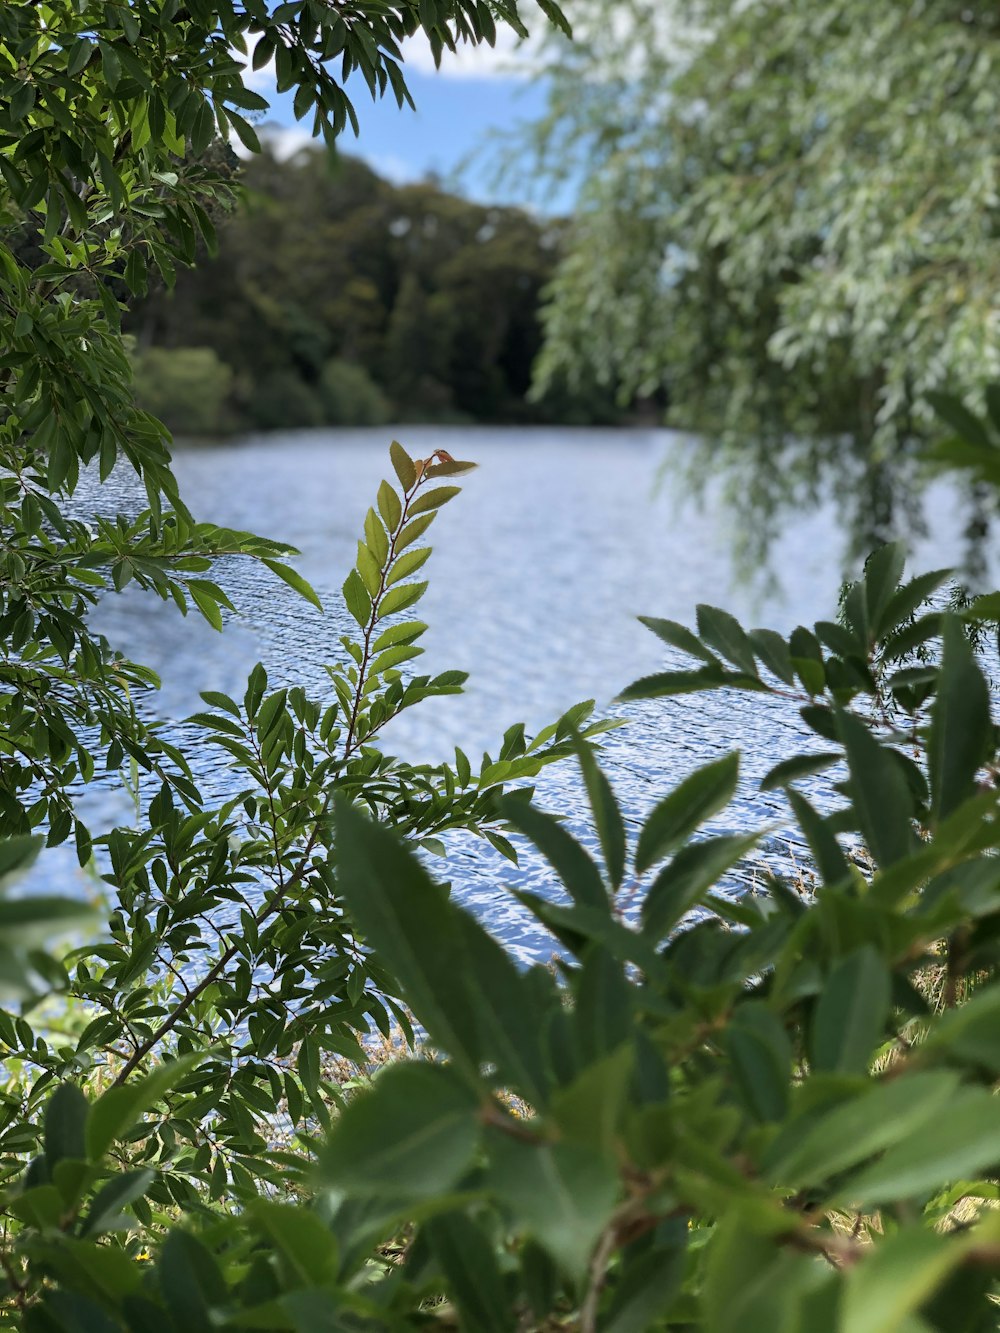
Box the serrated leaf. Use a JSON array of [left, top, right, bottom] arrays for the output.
[[378, 580, 427, 619], [386, 546, 431, 586], [372, 620, 427, 652], [696, 605, 758, 676]]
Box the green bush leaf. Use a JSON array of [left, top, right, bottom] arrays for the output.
[[696, 605, 758, 676], [485, 1135, 618, 1281], [317, 1061, 481, 1200], [635, 754, 740, 874], [811, 946, 890, 1076], [390, 439, 417, 490], [928, 615, 992, 824], [45, 1083, 89, 1168], [498, 796, 607, 909], [641, 832, 760, 941], [838, 710, 916, 868], [333, 801, 482, 1075]]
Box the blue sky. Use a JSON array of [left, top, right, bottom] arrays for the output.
[[244, 23, 572, 211]]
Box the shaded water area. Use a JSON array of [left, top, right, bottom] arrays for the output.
[[47, 426, 996, 963]]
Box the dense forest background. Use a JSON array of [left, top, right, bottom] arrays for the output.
[[126, 144, 625, 434]]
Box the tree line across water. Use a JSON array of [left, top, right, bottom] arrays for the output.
[[126, 145, 625, 435]]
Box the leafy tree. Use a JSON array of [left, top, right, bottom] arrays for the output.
[[130, 345, 235, 434], [127, 149, 594, 428], [529, 0, 1000, 546]]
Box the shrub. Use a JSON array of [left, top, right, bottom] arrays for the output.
[[319, 357, 391, 426], [130, 346, 235, 436], [245, 368, 325, 431]]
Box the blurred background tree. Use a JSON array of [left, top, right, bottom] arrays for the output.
[[526, 0, 1000, 552], [127, 147, 622, 431]]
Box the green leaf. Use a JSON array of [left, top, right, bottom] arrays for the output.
[[45, 1083, 88, 1168], [377, 479, 402, 531], [333, 801, 481, 1075], [409, 484, 461, 515], [696, 605, 758, 676], [485, 1134, 618, 1280], [390, 439, 417, 490], [371, 620, 427, 652], [355, 541, 382, 597], [928, 615, 992, 825], [0, 834, 43, 881], [759, 752, 840, 792], [317, 1061, 480, 1200], [635, 754, 740, 874], [926, 390, 994, 449], [724, 1003, 791, 1122], [386, 546, 432, 586], [862, 542, 907, 635], [247, 1201, 338, 1285], [425, 1212, 516, 1333], [839, 1085, 1000, 1205], [620, 666, 765, 700], [452, 913, 550, 1109], [749, 628, 796, 685], [641, 832, 760, 941], [838, 710, 916, 868], [261, 558, 322, 611], [377, 580, 427, 619], [786, 788, 851, 886], [638, 616, 721, 667], [810, 946, 890, 1076], [80, 1168, 154, 1237], [498, 796, 607, 909], [762, 1070, 961, 1189], [397, 511, 436, 550], [87, 1054, 205, 1160], [880, 568, 952, 635], [342, 568, 371, 627], [841, 1227, 965, 1333], [188, 583, 223, 631], [572, 735, 626, 889], [363, 506, 389, 566]]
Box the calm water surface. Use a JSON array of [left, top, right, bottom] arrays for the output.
[[51, 426, 992, 962]]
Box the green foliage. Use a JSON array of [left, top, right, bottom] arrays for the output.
[[126, 149, 612, 429], [319, 358, 390, 427], [9, 0, 1000, 1328], [129, 345, 234, 435], [529, 0, 1000, 546]]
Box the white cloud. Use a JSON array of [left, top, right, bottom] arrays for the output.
[[398, 25, 543, 81], [362, 152, 422, 185]]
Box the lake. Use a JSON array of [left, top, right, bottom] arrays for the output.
[[57, 425, 991, 962]]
